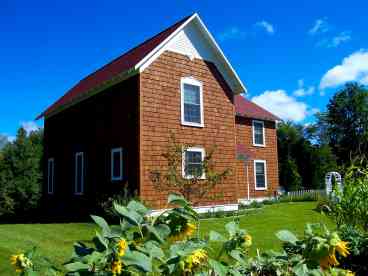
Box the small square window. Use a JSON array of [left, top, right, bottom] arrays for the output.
[[111, 148, 123, 181], [254, 160, 267, 190], [253, 120, 265, 146], [182, 147, 205, 179]]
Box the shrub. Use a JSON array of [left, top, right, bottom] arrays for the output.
[[11, 194, 356, 276]]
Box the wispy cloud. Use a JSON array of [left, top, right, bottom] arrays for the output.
[[320, 49, 368, 89], [328, 31, 351, 48], [218, 26, 246, 41], [255, 20, 275, 34], [293, 79, 315, 97], [309, 18, 329, 35]]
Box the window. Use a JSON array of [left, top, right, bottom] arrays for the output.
[[254, 160, 267, 190], [181, 77, 204, 127], [111, 148, 123, 181], [74, 152, 84, 195], [252, 120, 265, 146], [47, 158, 55, 194], [182, 147, 205, 179]]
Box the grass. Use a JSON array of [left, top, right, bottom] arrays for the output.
[[0, 202, 333, 275]]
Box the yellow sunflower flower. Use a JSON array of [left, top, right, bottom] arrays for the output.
[[336, 241, 350, 257], [346, 270, 355, 276], [111, 260, 123, 276], [117, 239, 128, 257], [243, 234, 252, 248], [184, 249, 208, 273], [10, 253, 32, 273], [170, 222, 197, 242], [320, 249, 339, 269]]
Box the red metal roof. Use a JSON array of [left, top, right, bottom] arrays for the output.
[[235, 95, 280, 121], [39, 14, 192, 119]]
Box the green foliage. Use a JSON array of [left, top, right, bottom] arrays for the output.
[[150, 133, 231, 204], [11, 194, 356, 275], [316, 83, 368, 166], [0, 127, 43, 217], [277, 122, 337, 192], [337, 225, 368, 275], [327, 160, 368, 230]]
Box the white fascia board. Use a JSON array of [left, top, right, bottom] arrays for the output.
[[135, 13, 247, 95]]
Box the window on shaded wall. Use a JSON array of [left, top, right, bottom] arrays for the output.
[[47, 158, 55, 194], [111, 148, 123, 181], [182, 147, 205, 179], [254, 160, 267, 190], [252, 120, 265, 146], [181, 77, 204, 127], [74, 152, 84, 195]]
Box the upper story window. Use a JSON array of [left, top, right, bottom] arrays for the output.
[[74, 152, 84, 195], [252, 120, 265, 146], [254, 160, 267, 190], [111, 148, 123, 181], [181, 77, 204, 127], [47, 158, 55, 194], [182, 147, 206, 179]]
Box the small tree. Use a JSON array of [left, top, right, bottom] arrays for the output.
[[150, 134, 230, 204]]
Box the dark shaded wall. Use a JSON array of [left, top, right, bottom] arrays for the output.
[[43, 76, 139, 216]]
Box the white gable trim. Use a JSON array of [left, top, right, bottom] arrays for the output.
[[135, 13, 247, 94]]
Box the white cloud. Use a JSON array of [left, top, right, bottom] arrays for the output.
[[361, 75, 368, 85], [293, 79, 315, 97], [251, 90, 309, 122], [320, 49, 368, 89], [21, 121, 40, 134], [309, 18, 329, 35], [218, 27, 246, 41], [255, 20, 275, 34]]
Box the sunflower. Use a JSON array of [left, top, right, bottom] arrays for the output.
[[320, 249, 339, 269], [111, 260, 123, 276], [336, 241, 350, 257], [170, 222, 197, 242], [10, 253, 32, 273], [243, 234, 252, 248], [117, 239, 128, 257], [184, 249, 208, 273]]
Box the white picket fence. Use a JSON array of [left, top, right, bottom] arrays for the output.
[[287, 189, 325, 198]]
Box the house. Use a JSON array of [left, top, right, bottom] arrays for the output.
[[39, 13, 280, 213]]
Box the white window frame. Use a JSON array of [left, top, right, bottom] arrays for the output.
[[182, 147, 206, 179], [254, 160, 267, 190], [252, 120, 265, 147], [47, 158, 55, 194], [181, 77, 204, 128], [74, 152, 84, 195], [111, 148, 123, 181]]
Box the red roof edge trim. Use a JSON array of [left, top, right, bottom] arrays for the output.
[[38, 14, 194, 119], [234, 95, 280, 122]]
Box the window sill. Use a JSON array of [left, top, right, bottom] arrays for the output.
[[181, 121, 204, 128], [183, 175, 206, 180], [255, 187, 267, 191], [253, 144, 266, 148]]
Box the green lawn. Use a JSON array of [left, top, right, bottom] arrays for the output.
[[0, 202, 333, 275]]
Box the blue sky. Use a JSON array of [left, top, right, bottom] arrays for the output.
[[1, 0, 368, 139]]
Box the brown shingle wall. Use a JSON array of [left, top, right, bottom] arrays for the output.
[[139, 51, 238, 208], [235, 116, 279, 199]]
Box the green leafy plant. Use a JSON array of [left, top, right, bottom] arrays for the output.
[[12, 194, 355, 275]]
